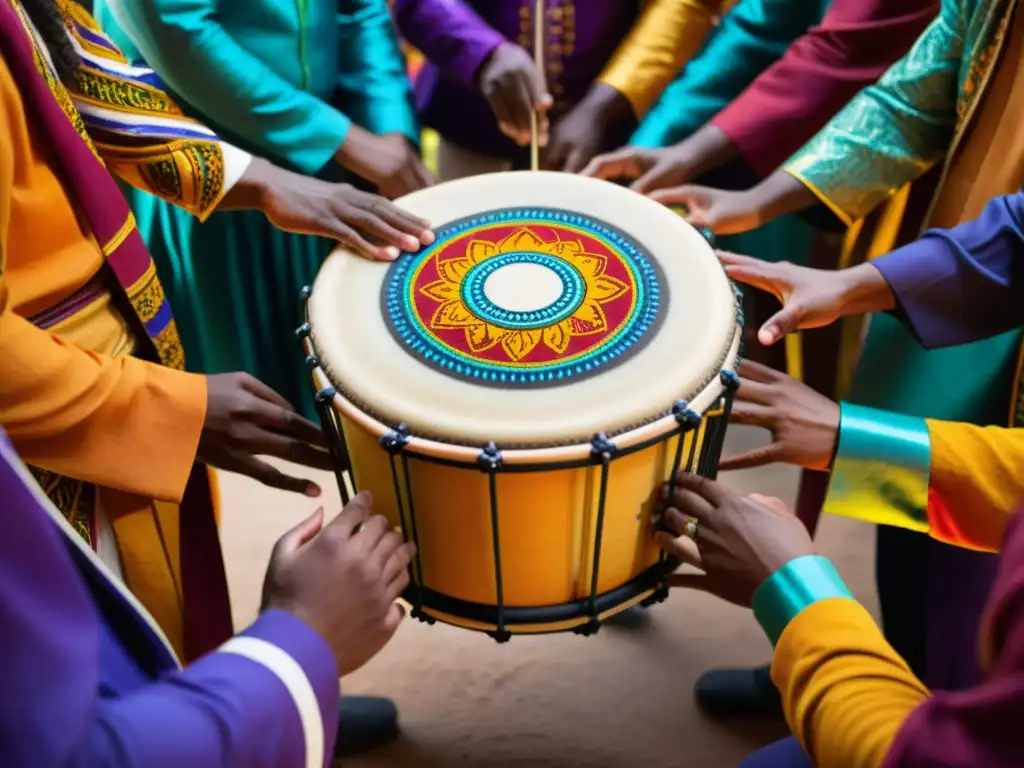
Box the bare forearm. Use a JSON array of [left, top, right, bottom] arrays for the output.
[[216, 157, 277, 213], [746, 170, 823, 225], [835, 263, 896, 317], [675, 124, 741, 180]]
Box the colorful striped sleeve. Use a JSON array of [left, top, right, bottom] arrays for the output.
[[822, 403, 1024, 552], [58, 1, 251, 221]]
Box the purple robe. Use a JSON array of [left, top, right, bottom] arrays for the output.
[[393, 0, 640, 158], [0, 431, 340, 767], [872, 192, 1024, 349]]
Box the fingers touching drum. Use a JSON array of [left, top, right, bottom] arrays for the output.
[[299, 171, 743, 641]]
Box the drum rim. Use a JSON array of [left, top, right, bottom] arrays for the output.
[[306, 171, 744, 452], [306, 324, 742, 465]]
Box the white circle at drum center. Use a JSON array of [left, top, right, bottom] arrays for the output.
[[482, 262, 564, 313]]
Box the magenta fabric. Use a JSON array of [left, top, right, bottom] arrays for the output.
[[711, 0, 937, 177]]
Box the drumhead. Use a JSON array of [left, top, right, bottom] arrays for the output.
[[309, 171, 740, 448]]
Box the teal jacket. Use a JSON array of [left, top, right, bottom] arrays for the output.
[[631, 0, 834, 148], [94, 0, 418, 176]]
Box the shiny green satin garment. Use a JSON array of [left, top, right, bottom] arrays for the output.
[[95, 0, 418, 418], [96, 0, 417, 173], [631, 0, 834, 265], [786, 0, 1013, 223]]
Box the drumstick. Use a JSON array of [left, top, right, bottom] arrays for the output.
[[530, 0, 545, 171]]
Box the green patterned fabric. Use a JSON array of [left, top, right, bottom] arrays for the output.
[[96, 0, 418, 419], [785, 0, 1013, 222]]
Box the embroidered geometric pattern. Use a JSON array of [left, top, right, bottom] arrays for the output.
[[785, 0, 1014, 224], [29, 466, 95, 548], [385, 207, 665, 387]]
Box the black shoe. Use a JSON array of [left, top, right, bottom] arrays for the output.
[[693, 664, 784, 719], [334, 696, 399, 757]]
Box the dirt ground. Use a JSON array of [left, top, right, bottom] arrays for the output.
[[218, 425, 878, 768]]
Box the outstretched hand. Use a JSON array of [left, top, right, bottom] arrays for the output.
[[719, 252, 895, 345], [720, 360, 839, 472], [581, 145, 694, 193], [647, 185, 762, 234], [653, 473, 814, 608]]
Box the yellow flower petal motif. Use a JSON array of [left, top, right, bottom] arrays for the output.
[[421, 226, 633, 362], [502, 329, 542, 361]]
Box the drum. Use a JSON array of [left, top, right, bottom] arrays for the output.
[[299, 171, 742, 641]]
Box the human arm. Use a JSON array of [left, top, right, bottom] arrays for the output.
[[335, 0, 418, 145], [870, 192, 1024, 348], [391, 0, 506, 90], [595, 0, 736, 121], [0, 277, 205, 502], [654, 476, 931, 768], [100, 0, 350, 175], [630, 0, 833, 149], [823, 405, 1024, 552], [780, 0, 964, 225], [0, 57, 206, 501], [722, 185, 1024, 344], [711, 0, 938, 177], [78, 3, 433, 238]]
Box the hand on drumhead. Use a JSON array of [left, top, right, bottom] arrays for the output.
[[718, 254, 895, 345], [720, 360, 839, 472], [581, 144, 695, 194], [198, 373, 337, 497], [647, 185, 761, 235], [262, 492, 416, 676], [478, 42, 552, 147], [653, 473, 813, 608], [223, 157, 433, 261]]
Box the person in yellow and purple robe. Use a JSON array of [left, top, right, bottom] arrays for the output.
[[655, 473, 1024, 768], [393, 0, 736, 178], [641, 0, 1024, 710], [649, 191, 1024, 766], [1, 0, 431, 755]]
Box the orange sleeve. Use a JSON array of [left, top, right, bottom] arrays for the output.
[[772, 598, 931, 768], [0, 55, 206, 504], [925, 420, 1024, 550]]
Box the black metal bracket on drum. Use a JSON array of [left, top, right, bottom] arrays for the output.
[[699, 227, 716, 248], [477, 442, 511, 643], [574, 433, 618, 637], [645, 401, 704, 606], [379, 425, 432, 623]]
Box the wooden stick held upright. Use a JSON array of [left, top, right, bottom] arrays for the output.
[[530, 0, 545, 171]]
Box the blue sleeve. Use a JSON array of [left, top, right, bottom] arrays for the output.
[[100, 0, 350, 175], [630, 0, 833, 148], [872, 192, 1024, 348], [82, 611, 340, 768], [335, 0, 419, 144]]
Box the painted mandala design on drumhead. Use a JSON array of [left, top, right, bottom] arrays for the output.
[[383, 208, 665, 387]]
